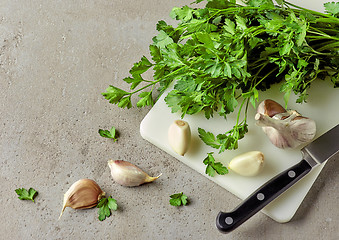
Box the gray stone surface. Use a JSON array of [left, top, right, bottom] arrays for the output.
[[0, 1, 338, 239]]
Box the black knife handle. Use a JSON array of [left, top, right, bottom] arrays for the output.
[[216, 159, 312, 233]]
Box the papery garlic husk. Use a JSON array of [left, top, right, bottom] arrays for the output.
[[256, 99, 287, 117], [59, 179, 105, 219], [168, 120, 191, 156], [255, 99, 316, 149], [228, 151, 265, 177], [108, 160, 161, 187]]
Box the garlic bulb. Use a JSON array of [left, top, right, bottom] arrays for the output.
[[59, 179, 105, 219], [229, 151, 265, 177], [108, 160, 161, 187], [255, 99, 316, 148], [168, 120, 191, 156]]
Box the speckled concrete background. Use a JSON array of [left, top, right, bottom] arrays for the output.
[[0, 1, 338, 239]]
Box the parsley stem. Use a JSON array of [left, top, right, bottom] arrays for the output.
[[252, 28, 281, 37], [236, 98, 246, 126], [316, 41, 339, 52], [129, 80, 161, 95], [310, 27, 339, 35], [284, 1, 339, 22], [308, 30, 339, 41], [129, 66, 187, 95], [253, 66, 279, 89], [252, 61, 270, 80]]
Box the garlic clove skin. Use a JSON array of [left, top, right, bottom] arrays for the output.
[[257, 99, 286, 117], [59, 179, 105, 219], [108, 160, 161, 187], [168, 120, 191, 156], [283, 114, 316, 148], [228, 151, 265, 177], [260, 124, 289, 149]]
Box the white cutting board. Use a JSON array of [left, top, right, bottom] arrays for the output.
[[140, 79, 338, 223], [140, 0, 337, 223]]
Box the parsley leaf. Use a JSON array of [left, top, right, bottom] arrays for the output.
[[98, 126, 118, 141], [203, 152, 228, 177], [15, 188, 38, 202], [97, 196, 118, 221], [130, 56, 153, 75], [102, 86, 129, 105], [137, 91, 154, 108], [169, 192, 188, 206], [198, 128, 220, 149], [199, 122, 248, 153], [324, 2, 339, 17]]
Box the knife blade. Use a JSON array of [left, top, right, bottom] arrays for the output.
[[216, 124, 339, 233]]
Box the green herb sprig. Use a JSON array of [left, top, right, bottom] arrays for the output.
[[203, 152, 228, 177], [15, 187, 38, 202], [97, 196, 118, 221], [98, 126, 119, 142], [170, 192, 189, 206]]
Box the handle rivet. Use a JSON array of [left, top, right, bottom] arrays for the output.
[[225, 217, 233, 225], [288, 170, 296, 178], [257, 193, 265, 201]]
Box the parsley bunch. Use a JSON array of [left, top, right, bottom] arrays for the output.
[[103, 0, 338, 154]]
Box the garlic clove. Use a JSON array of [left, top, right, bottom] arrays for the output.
[[228, 151, 264, 177], [59, 179, 105, 219], [168, 120, 191, 156], [108, 160, 161, 187]]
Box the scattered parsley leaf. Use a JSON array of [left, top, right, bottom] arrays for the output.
[[169, 192, 188, 206], [203, 152, 228, 177], [15, 188, 38, 202], [97, 196, 118, 221], [98, 126, 118, 142]]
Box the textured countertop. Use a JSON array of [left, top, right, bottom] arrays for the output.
[[0, 1, 338, 239]]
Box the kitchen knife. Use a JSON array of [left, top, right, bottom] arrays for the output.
[[216, 124, 339, 233]]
